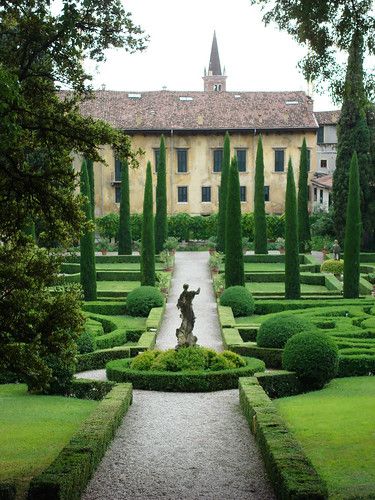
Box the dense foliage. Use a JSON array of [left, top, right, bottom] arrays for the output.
[[219, 286, 255, 317], [282, 331, 339, 389], [285, 160, 301, 299], [254, 135, 268, 254], [86, 158, 95, 220], [256, 314, 313, 349], [141, 162, 156, 286], [343, 152, 361, 298], [225, 157, 244, 287], [321, 259, 344, 275], [118, 159, 132, 255], [297, 138, 311, 252], [130, 346, 246, 372], [155, 135, 168, 254], [126, 286, 164, 317], [217, 132, 231, 252]]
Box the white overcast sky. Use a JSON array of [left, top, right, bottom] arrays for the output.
[[86, 0, 360, 112]]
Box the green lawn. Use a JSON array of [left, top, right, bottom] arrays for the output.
[[0, 384, 98, 495], [275, 377, 375, 499], [96, 280, 140, 292], [245, 282, 329, 294]]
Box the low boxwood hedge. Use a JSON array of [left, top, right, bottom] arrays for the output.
[[28, 383, 132, 500], [106, 357, 265, 392], [76, 347, 131, 372], [255, 371, 304, 399], [230, 343, 283, 369], [82, 301, 127, 316]]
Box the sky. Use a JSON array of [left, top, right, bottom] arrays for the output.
[[87, 0, 344, 111]]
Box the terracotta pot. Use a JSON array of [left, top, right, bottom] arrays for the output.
[[209, 248, 215, 255], [279, 248, 285, 254], [101, 249, 108, 255]]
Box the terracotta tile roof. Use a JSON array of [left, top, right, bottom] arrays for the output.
[[76, 90, 318, 132], [314, 110, 340, 125], [311, 174, 333, 189]]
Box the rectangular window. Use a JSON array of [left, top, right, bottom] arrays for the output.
[[201, 186, 211, 202], [236, 149, 247, 172], [240, 186, 247, 202], [177, 149, 188, 173], [154, 149, 160, 173], [314, 187, 317, 201], [115, 158, 122, 181], [274, 149, 285, 172], [320, 159, 327, 169], [213, 149, 223, 173], [264, 186, 270, 202], [115, 186, 121, 203], [317, 126, 324, 144], [178, 186, 188, 203], [320, 189, 324, 204]]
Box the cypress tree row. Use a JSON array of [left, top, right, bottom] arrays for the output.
[[225, 157, 244, 288], [155, 135, 168, 254], [297, 138, 311, 253], [141, 161, 155, 286], [284, 159, 300, 299], [86, 158, 95, 220], [332, 30, 371, 247], [80, 159, 97, 300], [343, 152, 361, 298], [254, 135, 268, 254], [216, 131, 231, 253], [118, 159, 132, 255]]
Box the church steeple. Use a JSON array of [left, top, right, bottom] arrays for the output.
[[203, 31, 227, 92]]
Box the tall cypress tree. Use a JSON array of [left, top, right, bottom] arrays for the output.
[[80, 159, 97, 300], [86, 158, 95, 220], [141, 161, 155, 286], [155, 135, 168, 254], [254, 135, 268, 254], [118, 159, 132, 255], [333, 30, 371, 246], [297, 138, 311, 253], [217, 131, 231, 253], [285, 159, 300, 299], [225, 157, 244, 288], [343, 152, 361, 298]]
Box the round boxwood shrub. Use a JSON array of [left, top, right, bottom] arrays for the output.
[[321, 259, 344, 275], [256, 314, 314, 349], [282, 331, 339, 389], [76, 330, 97, 354], [126, 286, 164, 317], [219, 286, 255, 317]]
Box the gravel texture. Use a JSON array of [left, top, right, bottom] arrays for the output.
[[82, 389, 275, 500]]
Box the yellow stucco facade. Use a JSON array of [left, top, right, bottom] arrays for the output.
[[74, 130, 317, 217]]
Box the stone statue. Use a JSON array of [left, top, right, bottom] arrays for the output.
[[332, 239, 341, 260], [175, 284, 200, 349]]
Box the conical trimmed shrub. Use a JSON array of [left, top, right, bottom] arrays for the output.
[[225, 157, 244, 288], [254, 135, 267, 254], [297, 138, 311, 253], [141, 161, 155, 286], [285, 159, 300, 299], [343, 152, 361, 298], [217, 132, 231, 253], [80, 159, 97, 300], [118, 159, 132, 255], [155, 135, 168, 254], [86, 158, 95, 220]]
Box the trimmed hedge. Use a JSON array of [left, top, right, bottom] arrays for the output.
[[77, 347, 131, 372], [257, 314, 314, 349], [229, 342, 283, 369], [126, 286, 164, 317], [28, 383, 132, 500], [219, 286, 255, 317], [146, 307, 164, 331], [321, 259, 344, 275], [254, 298, 374, 315], [255, 371, 304, 399], [106, 357, 265, 392], [69, 379, 115, 400], [96, 271, 141, 281], [217, 305, 236, 328], [239, 378, 328, 500], [82, 301, 127, 315]]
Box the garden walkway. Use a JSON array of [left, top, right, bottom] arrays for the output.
[[80, 252, 275, 500]]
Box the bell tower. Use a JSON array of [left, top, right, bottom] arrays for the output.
[[203, 31, 227, 92]]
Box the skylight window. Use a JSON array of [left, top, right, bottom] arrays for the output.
[[179, 96, 193, 101], [234, 95, 241, 98], [285, 100, 299, 105], [128, 93, 142, 99]]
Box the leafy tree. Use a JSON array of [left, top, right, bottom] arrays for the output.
[[254, 135, 268, 254], [118, 159, 132, 255], [297, 138, 311, 252], [217, 132, 231, 253], [343, 152, 361, 298], [80, 160, 97, 300], [250, 0, 375, 101], [225, 157, 244, 288], [141, 162, 155, 286], [86, 158, 95, 220], [285, 159, 301, 299], [332, 31, 372, 247], [155, 135, 168, 254]]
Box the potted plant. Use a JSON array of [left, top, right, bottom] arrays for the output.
[[209, 252, 222, 274], [213, 274, 225, 298], [207, 236, 217, 255], [160, 250, 173, 271], [242, 237, 250, 255], [156, 272, 170, 296], [98, 237, 110, 255], [163, 237, 179, 255], [276, 237, 285, 254]]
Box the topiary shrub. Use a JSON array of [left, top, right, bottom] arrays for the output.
[[219, 286, 255, 317], [282, 331, 339, 389], [76, 330, 97, 354], [130, 350, 161, 371], [256, 314, 314, 349], [321, 259, 344, 275], [126, 286, 164, 317]]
